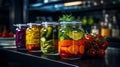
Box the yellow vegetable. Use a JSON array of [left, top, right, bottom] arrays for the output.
[[68, 31, 84, 40]]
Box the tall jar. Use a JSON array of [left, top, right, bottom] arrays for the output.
[[59, 21, 85, 60], [26, 23, 41, 51], [40, 22, 58, 55], [14, 24, 26, 49]]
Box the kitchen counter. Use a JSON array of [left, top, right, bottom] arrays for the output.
[[0, 42, 120, 67]]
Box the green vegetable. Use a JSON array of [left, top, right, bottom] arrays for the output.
[[59, 14, 75, 22], [45, 26, 53, 38], [41, 39, 58, 54], [59, 30, 70, 40], [40, 28, 47, 37], [82, 16, 87, 26], [41, 37, 46, 42], [88, 16, 94, 26]]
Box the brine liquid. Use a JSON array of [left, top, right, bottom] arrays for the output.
[[40, 26, 58, 55]]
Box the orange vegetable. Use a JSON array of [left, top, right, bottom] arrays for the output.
[[59, 40, 72, 47], [78, 45, 85, 54], [67, 45, 78, 54], [60, 47, 68, 53]]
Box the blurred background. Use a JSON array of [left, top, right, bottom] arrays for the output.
[[0, 0, 120, 39]]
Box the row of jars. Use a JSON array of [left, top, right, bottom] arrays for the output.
[[14, 21, 85, 60]]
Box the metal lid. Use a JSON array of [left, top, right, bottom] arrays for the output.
[[41, 21, 58, 25]]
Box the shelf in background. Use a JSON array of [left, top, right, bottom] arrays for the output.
[[0, 37, 15, 40], [0, 37, 15, 48], [29, 0, 120, 12]]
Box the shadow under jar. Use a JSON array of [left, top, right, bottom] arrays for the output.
[[58, 21, 85, 60], [40, 22, 58, 55]]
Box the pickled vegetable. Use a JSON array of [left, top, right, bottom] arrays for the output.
[[67, 45, 79, 54], [59, 21, 85, 59], [26, 23, 41, 51], [68, 31, 84, 40], [78, 45, 85, 54], [45, 26, 53, 38], [40, 22, 58, 55], [14, 24, 26, 48], [16, 28, 26, 48]]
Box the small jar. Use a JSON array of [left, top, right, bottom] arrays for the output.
[[40, 22, 58, 55], [26, 23, 41, 51], [59, 21, 85, 60], [14, 24, 26, 49], [91, 24, 99, 35]]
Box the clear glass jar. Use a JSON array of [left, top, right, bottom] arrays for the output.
[[59, 21, 85, 60], [40, 22, 58, 55], [26, 23, 41, 51], [91, 24, 100, 35], [14, 24, 26, 49]]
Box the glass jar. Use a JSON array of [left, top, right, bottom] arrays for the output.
[[26, 23, 41, 51], [14, 24, 26, 49], [40, 22, 58, 55], [91, 24, 100, 35], [59, 21, 85, 60]]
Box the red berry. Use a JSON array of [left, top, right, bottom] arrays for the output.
[[9, 32, 14, 37], [95, 34, 104, 41], [87, 49, 96, 57], [2, 32, 8, 37], [93, 42, 100, 49], [85, 40, 90, 49], [97, 49, 105, 57], [100, 41, 108, 50], [86, 34, 95, 41]]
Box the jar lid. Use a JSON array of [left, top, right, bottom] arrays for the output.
[[27, 23, 41, 25], [13, 24, 26, 27], [41, 21, 58, 25]]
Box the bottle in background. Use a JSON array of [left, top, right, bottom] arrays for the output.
[[91, 24, 100, 35], [35, 16, 41, 23], [46, 16, 53, 21], [111, 15, 120, 38], [101, 14, 111, 37]]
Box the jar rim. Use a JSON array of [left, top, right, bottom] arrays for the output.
[[42, 21, 59, 25], [13, 24, 26, 27], [27, 23, 41, 25], [60, 21, 81, 24]]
